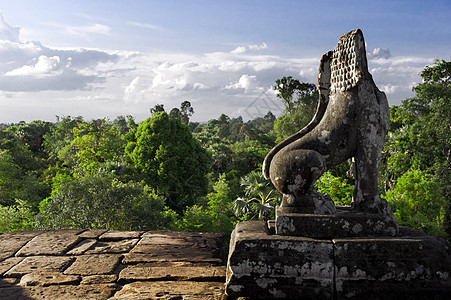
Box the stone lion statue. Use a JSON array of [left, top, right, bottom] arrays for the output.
[[263, 29, 394, 218]]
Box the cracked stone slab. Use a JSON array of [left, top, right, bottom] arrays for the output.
[[77, 229, 108, 239], [85, 238, 139, 254], [80, 274, 117, 285], [98, 230, 143, 241], [0, 257, 24, 276], [66, 239, 97, 255], [5, 256, 74, 277], [64, 254, 122, 275], [111, 281, 225, 299], [0, 283, 116, 299], [19, 272, 80, 286], [15, 232, 82, 256], [119, 264, 226, 281]]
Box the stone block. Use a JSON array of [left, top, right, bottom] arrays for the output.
[[19, 272, 80, 286], [63, 254, 121, 276], [334, 235, 451, 299], [77, 229, 108, 239], [0, 235, 36, 260], [0, 283, 116, 299], [0, 257, 24, 276], [85, 238, 139, 254], [5, 256, 74, 277], [15, 232, 81, 256], [119, 264, 225, 281], [226, 221, 334, 299], [276, 207, 398, 238], [80, 274, 117, 285], [98, 230, 143, 240], [66, 239, 97, 255], [111, 281, 225, 299]]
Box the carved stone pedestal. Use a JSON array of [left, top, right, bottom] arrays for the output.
[[225, 221, 451, 299], [276, 206, 399, 238]]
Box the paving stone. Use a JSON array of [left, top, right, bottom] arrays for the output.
[[0, 284, 116, 299], [80, 274, 117, 285], [77, 229, 108, 239], [5, 256, 74, 277], [64, 254, 122, 275], [98, 230, 143, 241], [111, 281, 225, 299], [124, 240, 223, 264], [0, 257, 24, 276], [0, 235, 35, 260], [119, 264, 226, 281], [15, 232, 81, 256], [19, 272, 80, 286], [85, 239, 139, 254], [66, 239, 97, 255]]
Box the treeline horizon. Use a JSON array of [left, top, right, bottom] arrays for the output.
[[0, 59, 449, 240]]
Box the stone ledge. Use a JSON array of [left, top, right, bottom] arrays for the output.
[[276, 206, 399, 238], [226, 221, 451, 299]]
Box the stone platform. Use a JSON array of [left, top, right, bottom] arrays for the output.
[[226, 221, 451, 299], [0, 229, 226, 299], [276, 206, 399, 238]]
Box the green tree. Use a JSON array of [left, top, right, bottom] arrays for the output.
[[0, 200, 35, 232], [126, 112, 210, 212], [273, 77, 319, 141], [36, 171, 175, 230], [386, 169, 446, 236], [178, 175, 237, 236], [380, 59, 450, 236]]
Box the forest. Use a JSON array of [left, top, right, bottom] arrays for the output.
[[0, 60, 449, 240]]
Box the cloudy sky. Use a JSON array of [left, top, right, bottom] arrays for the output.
[[0, 0, 450, 123]]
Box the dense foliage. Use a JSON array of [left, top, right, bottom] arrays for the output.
[[0, 60, 449, 239]]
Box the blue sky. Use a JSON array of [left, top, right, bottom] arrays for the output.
[[0, 0, 450, 123]]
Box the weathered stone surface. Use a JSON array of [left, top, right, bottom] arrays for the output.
[[276, 206, 398, 238], [111, 281, 225, 299], [0, 235, 35, 260], [124, 231, 225, 265], [0, 284, 116, 299], [85, 238, 138, 254], [226, 221, 451, 299], [0, 229, 227, 298], [63, 254, 121, 275], [15, 231, 82, 256], [98, 230, 143, 241], [19, 272, 80, 286], [5, 256, 74, 277], [119, 264, 226, 281], [66, 239, 96, 255], [226, 221, 334, 299], [77, 229, 108, 239], [80, 274, 117, 285], [334, 235, 451, 299], [0, 257, 24, 276]]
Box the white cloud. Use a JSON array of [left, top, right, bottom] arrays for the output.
[[231, 42, 267, 54], [0, 13, 434, 123], [5, 55, 63, 77], [0, 12, 20, 42], [368, 47, 391, 59]]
